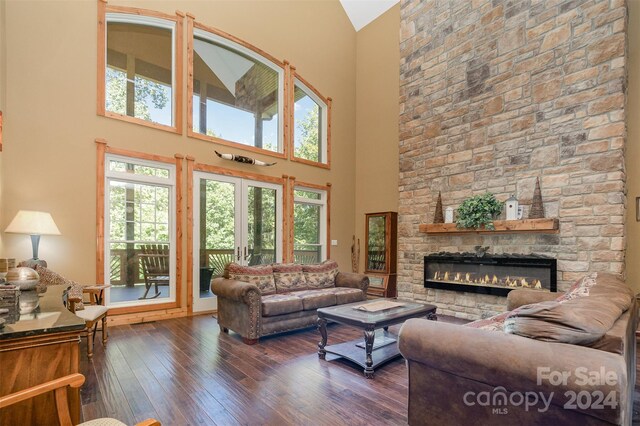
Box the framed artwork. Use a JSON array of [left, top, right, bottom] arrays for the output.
[[637, 197, 640, 222]]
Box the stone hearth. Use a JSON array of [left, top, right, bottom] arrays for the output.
[[398, 0, 627, 319]]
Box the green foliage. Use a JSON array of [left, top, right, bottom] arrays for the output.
[[105, 67, 170, 122], [456, 193, 504, 230], [295, 106, 320, 162]]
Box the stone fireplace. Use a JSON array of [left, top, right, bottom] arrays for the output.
[[398, 0, 627, 319]]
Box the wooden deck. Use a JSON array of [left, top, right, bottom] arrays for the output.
[[79, 314, 640, 425]]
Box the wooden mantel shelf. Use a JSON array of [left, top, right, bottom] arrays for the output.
[[418, 218, 559, 235]]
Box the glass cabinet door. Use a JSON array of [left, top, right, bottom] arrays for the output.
[[365, 214, 388, 273]]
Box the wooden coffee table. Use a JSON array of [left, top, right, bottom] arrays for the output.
[[317, 299, 437, 378]]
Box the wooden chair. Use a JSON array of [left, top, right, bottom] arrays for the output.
[[0, 373, 160, 426], [207, 251, 235, 277], [139, 244, 170, 300], [65, 285, 110, 359]]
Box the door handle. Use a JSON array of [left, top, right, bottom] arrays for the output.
[[236, 247, 241, 261], [244, 247, 250, 261]]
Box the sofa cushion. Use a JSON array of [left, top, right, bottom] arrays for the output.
[[226, 263, 276, 295], [261, 293, 303, 317], [272, 263, 307, 293], [290, 289, 336, 310], [504, 272, 634, 345], [330, 287, 364, 304], [302, 260, 339, 289]]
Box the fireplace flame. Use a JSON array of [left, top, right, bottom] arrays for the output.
[[432, 270, 545, 290]]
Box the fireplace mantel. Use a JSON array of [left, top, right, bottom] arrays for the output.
[[418, 218, 559, 235]]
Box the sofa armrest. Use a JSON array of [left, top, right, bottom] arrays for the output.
[[212, 278, 262, 341], [335, 272, 369, 293], [398, 318, 627, 422], [507, 288, 558, 310], [212, 278, 261, 304]]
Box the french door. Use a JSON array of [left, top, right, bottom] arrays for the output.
[[192, 171, 283, 312]]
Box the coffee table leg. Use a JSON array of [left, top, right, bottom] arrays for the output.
[[363, 328, 375, 379], [317, 317, 327, 360]]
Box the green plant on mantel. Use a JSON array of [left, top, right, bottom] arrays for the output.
[[456, 193, 504, 230]]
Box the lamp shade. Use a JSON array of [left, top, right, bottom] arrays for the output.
[[4, 210, 61, 235]]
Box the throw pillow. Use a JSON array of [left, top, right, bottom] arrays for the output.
[[31, 265, 85, 311], [272, 263, 307, 293], [302, 260, 339, 289], [225, 263, 276, 295]]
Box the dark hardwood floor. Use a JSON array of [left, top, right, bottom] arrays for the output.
[[79, 315, 640, 425]]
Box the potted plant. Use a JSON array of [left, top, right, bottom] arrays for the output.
[[456, 193, 504, 230]]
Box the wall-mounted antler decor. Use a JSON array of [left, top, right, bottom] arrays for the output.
[[214, 150, 276, 166]]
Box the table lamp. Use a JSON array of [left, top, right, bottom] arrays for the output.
[[4, 210, 61, 267]]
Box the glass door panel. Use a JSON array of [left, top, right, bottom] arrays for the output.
[[192, 173, 282, 312], [193, 173, 241, 312]]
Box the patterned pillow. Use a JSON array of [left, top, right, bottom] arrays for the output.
[[226, 263, 276, 295], [302, 260, 339, 289], [272, 263, 307, 293], [555, 272, 597, 302], [32, 265, 85, 311]]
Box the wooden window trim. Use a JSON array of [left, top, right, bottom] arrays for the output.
[[97, 0, 184, 135], [290, 179, 332, 261], [0, 111, 3, 152], [289, 70, 332, 170], [95, 139, 184, 316], [186, 15, 287, 160]]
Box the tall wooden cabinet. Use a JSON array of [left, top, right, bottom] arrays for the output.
[[364, 212, 397, 298]]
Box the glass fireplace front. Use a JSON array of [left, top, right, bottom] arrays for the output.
[[424, 253, 557, 297]]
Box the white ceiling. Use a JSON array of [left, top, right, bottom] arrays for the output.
[[340, 0, 399, 32]]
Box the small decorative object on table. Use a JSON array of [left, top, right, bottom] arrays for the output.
[[0, 285, 19, 307], [433, 192, 444, 223], [456, 192, 504, 230], [529, 177, 545, 219], [5, 267, 40, 290], [505, 195, 519, 220]]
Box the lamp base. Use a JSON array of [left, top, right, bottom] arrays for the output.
[[20, 259, 47, 269]]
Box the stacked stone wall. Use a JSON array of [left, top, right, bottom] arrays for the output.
[[398, 0, 627, 319]]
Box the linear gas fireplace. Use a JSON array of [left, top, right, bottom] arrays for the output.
[[424, 252, 557, 297]]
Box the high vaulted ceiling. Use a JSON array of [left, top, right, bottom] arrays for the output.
[[339, 0, 399, 31]]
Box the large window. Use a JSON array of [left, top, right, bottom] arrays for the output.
[[105, 154, 176, 307], [99, 7, 182, 132], [190, 27, 284, 154], [293, 186, 328, 264], [293, 78, 329, 166]]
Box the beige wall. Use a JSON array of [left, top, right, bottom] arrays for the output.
[[627, 0, 640, 293], [354, 4, 400, 273], [0, 0, 356, 308]]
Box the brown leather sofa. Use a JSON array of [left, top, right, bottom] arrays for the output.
[[398, 273, 637, 425], [212, 271, 369, 344]]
